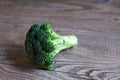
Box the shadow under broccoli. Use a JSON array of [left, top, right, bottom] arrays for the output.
[[25, 23, 78, 70]]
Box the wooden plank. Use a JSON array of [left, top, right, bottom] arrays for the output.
[[0, 0, 120, 80]]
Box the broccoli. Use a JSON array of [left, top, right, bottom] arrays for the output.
[[25, 23, 78, 70]]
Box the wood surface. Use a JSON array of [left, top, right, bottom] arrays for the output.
[[0, 0, 120, 80]]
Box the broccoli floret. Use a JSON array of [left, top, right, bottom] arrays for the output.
[[25, 23, 78, 70]]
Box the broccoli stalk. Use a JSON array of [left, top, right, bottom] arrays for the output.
[[51, 35, 77, 56], [25, 23, 78, 70]]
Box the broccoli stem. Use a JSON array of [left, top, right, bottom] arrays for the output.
[[51, 35, 78, 57]]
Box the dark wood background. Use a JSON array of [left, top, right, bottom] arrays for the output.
[[0, 0, 120, 80]]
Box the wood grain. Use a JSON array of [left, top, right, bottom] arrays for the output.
[[0, 0, 120, 80]]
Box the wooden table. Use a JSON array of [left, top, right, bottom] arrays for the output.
[[0, 0, 120, 80]]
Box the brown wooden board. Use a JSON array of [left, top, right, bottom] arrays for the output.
[[0, 0, 120, 80]]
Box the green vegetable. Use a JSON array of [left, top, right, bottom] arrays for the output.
[[25, 23, 78, 70]]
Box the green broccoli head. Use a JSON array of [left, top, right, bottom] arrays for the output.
[[25, 23, 78, 70]]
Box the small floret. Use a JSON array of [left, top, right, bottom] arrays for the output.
[[25, 23, 78, 70]]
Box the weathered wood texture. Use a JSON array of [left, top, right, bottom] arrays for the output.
[[0, 0, 120, 80]]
